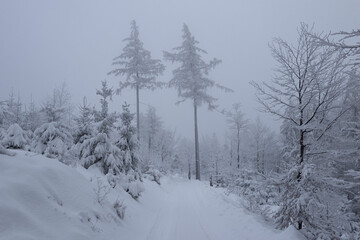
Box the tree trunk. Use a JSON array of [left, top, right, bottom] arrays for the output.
[[230, 141, 233, 166], [297, 107, 305, 183], [136, 84, 140, 141], [194, 102, 200, 180], [297, 106, 305, 230], [256, 140, 260, 173], [188, 162, 191, 180], [237, 128, 240, 169]]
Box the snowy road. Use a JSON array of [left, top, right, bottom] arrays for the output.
[[122, 176, 303, 240], [0, 152, 303, 240]]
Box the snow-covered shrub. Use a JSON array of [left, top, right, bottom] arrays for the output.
[[73, 98, 94, 150], [127, 178, 144, 200], [0, 144, 16, 156], [144, 168, 163, 185], [213, 174, 230, 188], [274, 164, 353, 240], [94, 177, 111, 206], [31, 122, 72, 158], [2, 123, 30, 149], [80, 133, 123, 175], [107, 171, 144, 199], [113, 199, 126, 219]]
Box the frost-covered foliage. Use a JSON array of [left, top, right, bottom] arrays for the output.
[[94, 80, 117, 135], [80, 133, 123, 175], [312, 28, 360, 66], [115, 103, 139, 173], [113, 199, 126, 219], [252, 24, 348, 235], [139, 111, 177, 171], [107, 171, 144, 200], [41, 82, 73, 126], [22, 98, 42, 132], [2, 123, 29, 149], [108, 20, 165, 139], [139, 106, 164, 168], [0, 100, 13, 128], [120, 172, 144, 200], [164, 24, 229, 109], [226, 104, 247, 170], [79, 80, 122, 175], [324, 70, 360, 238], [31, 122, 72, 158], [143, 168, 163, 185], [108, 20, 165, 92], [0, 127, 6, 142], [74, 97, 94, 145], [275, 164, 353, 240], [164, 24, 230, 180]]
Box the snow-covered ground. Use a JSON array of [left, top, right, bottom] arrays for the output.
[[0, 150, 304, 240]]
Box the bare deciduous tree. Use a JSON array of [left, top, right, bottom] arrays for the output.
[[251, 23, 347, 230], [226, 103, 247, 170]]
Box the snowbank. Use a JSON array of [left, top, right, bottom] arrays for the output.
[[0, 150, 130, 240]]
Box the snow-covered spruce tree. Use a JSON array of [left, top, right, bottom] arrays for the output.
[[79, 80, 122, 175], [115, 103, 139, 174], [314, 30, 360, 236], [108, 20, 165, 141], [40, 83, 73, 125], [226, 103, 247, 171], [110, 103, 145, 199], [327, 70, 360, 237], [31, 85, 73, 158], [0, 100, 12, 130], [23, 96, 42, 132], [2, 123, 29, 149], [0, 91, 23, 129], [164, 24, 231, 180], [31, 122, 73, 158], [71, 97, 95, 158], [74, 97, 94, 145], [6, 91, 22, 127], [252, 24, 348, 235]]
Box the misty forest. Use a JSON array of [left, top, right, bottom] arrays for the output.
[[0, 1, 359, 240]]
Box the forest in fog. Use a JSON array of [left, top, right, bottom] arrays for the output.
[[0, 1, 359, 239]]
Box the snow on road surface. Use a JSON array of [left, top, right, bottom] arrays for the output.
[[122, 177, 304, 240], [0, 150, 304, 240]]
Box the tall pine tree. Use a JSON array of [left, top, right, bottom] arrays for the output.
[[108, 20, 165, 141], [164, 24, 231, 180]]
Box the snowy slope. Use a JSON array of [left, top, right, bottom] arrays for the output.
[[0, 151, 304, 240], [0, 150, 129, 240]]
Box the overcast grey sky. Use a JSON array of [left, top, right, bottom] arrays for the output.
[[0, 0, 359, 140]]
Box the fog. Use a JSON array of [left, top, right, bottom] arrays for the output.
[[1, 0, 359, 139]]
